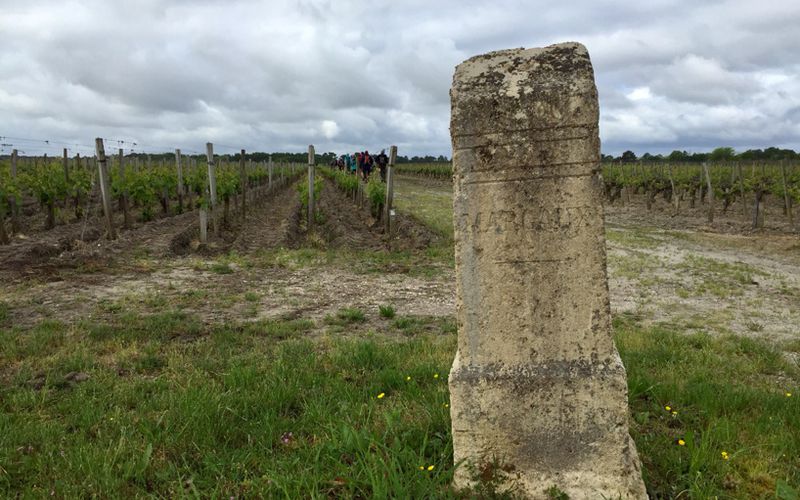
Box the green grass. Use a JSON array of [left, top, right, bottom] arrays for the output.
[[210, 261, 234, 274], [394, 316, 419, 331], [393, 176, 454, 243], [0, 301, 8, 324], [609, 250, 663, 280], [0, 314, 455, 498], [615, 312, 800, 499], [379, 304, 396, 319], [677, 255, 766, 298], [1, 311, 798, 497], [324, 307, 366, 326], [250, 247, 452, 276], [606, 227, 663, 249]]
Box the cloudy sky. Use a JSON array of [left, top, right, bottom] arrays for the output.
[[1, 0, 798, 157]]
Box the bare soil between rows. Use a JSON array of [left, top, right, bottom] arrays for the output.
[[0, 179, 300, 280], [311, 178, 440, 252], [605, 191, 798, 235]]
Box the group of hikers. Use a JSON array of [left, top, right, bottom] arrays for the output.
[[331, 149, 390, 182]]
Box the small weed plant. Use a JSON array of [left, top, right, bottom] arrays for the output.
[[379, 304, 396, 319]]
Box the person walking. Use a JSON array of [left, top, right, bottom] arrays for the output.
[[376, 149, 389, 182], [362, 150, 373, 180], [344, 153, 353, 174]]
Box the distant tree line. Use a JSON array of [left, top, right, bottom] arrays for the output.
[[122, 151, 338, 165], [602, 147, 799, 163], [395, 155, 450, 164], [120, 152, 451, 165]]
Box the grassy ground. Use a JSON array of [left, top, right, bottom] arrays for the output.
[[1, 176, 799, 498], [0, 313, 456, 498], [1, 310, 797, 498], [393, 175, 454, 243]]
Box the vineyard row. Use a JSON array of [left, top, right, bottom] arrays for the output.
[[395, 161, 800, 228], [0, 141, 304, 244]]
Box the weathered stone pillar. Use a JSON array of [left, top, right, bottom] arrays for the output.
[[448, 43, 647, 499]]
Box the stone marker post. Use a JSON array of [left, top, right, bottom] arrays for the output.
[[448, 43, 646, 499]]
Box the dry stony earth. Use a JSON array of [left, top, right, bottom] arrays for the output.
[[606, 225, 800, 349]]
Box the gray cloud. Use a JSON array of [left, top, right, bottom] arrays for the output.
[[1, 0, 798, 157]]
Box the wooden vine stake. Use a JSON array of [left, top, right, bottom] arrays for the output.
[[62, 148, 70, 185], [702, 162, 714, 224], [94, 138, 117, 239], [780, 161, 793, 226], [206, 142, 219, 237], [308, 145, 316, 228], [667, 162, 678, 215], [9, 149, 19, 233], [175, 149, 184, 213], [384, 145, 397, 233], [239, 149, 247, 219], [268, 155, 273, 188], [737, 162, 746, 219], [188, 158, 195, 208], [118, 148, 132, 228]]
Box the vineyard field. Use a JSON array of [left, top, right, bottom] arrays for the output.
[[394, 161, 800, 232], [1, 156, 798, 498]]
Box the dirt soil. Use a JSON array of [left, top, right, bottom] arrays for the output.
[[312, 178, 440, 252], [232, 182, 304, 252], [605, 226, 800, 347], [605, 191, 799, 235], [0, 179, 301, 279]]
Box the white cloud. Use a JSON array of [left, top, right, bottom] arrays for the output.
[[627, 87, 652, 102], [321, 120, 339, 139], [0, 0, 799, 157]]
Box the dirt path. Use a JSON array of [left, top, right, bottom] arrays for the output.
[[315, 179, 385, 250], [232, 181, 303, 252], [315, 177, 440, 251]]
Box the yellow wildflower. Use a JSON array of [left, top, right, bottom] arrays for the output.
[[721, 451, 729, 460], [786, 392, 792, 398], [377, 392, 385, 399], [406, 376, 411, 381], [434, 373, 439, 379], [677, 439, 686, 446], [671, 411, 678, 417], [665, 405, 671, 411], [427, 465, 435, 471], [443, 403, 449, 408], [418, 466, 424, 471]]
